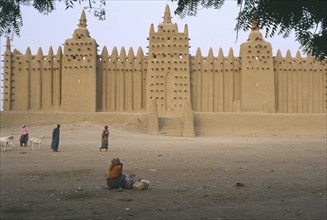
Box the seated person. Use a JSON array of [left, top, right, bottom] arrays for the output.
[[106, 158, 125, 190]]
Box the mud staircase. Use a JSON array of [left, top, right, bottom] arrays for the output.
[[158, 117, 184, 136]]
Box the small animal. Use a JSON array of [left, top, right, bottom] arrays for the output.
[[30, 135, 44, 150], [0, 135, 15, 151]]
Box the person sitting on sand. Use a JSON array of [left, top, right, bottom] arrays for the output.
[[100, 125, 109, 151], [106, 158, 125, 190]]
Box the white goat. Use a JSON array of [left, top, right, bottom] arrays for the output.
[[30, 135, 44, 150], [0, 135, 15, 151]]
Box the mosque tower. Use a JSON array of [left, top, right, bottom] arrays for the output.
[[240, 22, 276, 112], [61, 10, 98, 112], [146, 5, 191, 117], [3, 38, 12, 111]]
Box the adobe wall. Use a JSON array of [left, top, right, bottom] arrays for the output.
[[190, 43, 326, 114], [99, 47, 146, 112], [0, 111, 148, 129], [190, 48, 242, 112], [3, 43, 63, 112], [1, 111, 325, 138], [193, 112, 326, 138], [274, 51, 325, 113]]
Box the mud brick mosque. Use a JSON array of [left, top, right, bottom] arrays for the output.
[[2, 5, 326, 136]]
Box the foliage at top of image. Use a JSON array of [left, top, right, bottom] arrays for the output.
[[174, 0, 326, 59], [0, 0, 105, 36], [0, 0, 326, 59]]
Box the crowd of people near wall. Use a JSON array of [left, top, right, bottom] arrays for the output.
[[18, 124, 60, 152], [17, 123, 111, 152]]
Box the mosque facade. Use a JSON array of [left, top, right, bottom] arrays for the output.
[[2, 5, 326, 135]]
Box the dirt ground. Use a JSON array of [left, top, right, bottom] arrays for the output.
[[0, 121, 326, 220]]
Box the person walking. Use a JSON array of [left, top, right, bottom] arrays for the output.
[[51, 124, 60, 152], [100, 125, 109, 151], [20, 124, 29, 147]]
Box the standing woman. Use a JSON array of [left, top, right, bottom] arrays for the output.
[[100, 125, 109, 151], [51, 124, 60, 152], [20, 124, 29, 147]]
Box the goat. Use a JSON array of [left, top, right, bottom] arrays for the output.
[[30, 135, 44, 150], [0, 135, 15, 151]]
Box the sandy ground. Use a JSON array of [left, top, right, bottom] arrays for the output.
[[0, 121, 326, 220]]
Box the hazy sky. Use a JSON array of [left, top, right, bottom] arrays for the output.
[[0, 0, 304, 109], [1, 0, 304, 57]]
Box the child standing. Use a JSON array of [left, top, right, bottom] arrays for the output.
[[100, 125, 109, 151], [20, 124, 29, 147]]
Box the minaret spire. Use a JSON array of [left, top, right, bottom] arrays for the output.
[[248, 18, 264, 42], [72, 10, 91, 38], [6, 37, 11, 51], [79, 10, 87, 28], [163, 5, 172, 23], [251, 19, 259, 31]]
